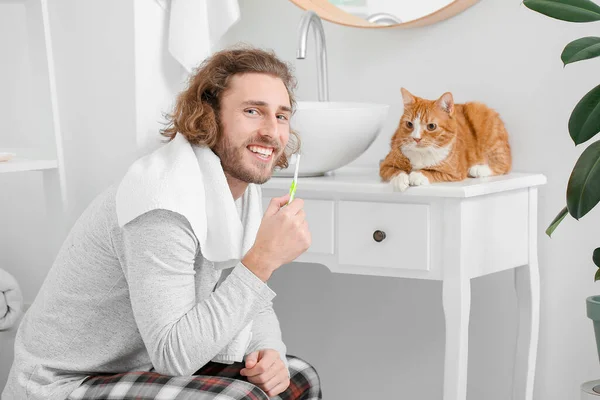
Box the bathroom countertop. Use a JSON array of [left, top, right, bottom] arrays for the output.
[[264, 167, 547, 198]]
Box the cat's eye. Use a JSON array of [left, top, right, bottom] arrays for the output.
[[427, 123, 437, 131], [405, 121, 413, 129]]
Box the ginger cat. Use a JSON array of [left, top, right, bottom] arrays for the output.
[[380, 88, 512, 191]]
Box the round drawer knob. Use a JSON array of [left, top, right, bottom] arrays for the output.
[[373, 230, 386, 243]]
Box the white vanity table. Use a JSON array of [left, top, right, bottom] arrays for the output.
[[262, 167, 546, 400]]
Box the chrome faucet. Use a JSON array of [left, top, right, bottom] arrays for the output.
[[296, 11, 329, 102]]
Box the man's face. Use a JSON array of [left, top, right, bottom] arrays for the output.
[[214, 72, 292, 185]]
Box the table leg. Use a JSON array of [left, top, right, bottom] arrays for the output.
[[512, 262, 540, 400], [443, 274, 471, 400], [512, 188, 540, 400]]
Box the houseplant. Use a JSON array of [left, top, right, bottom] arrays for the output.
[[522, 0, 600, 368]]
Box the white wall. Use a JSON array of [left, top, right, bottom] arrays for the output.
[[0, 4, 30, 149], [2, 0, 600, 399], [49, 0, 138, 219]]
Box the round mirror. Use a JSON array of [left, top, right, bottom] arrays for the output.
[[289, 0, 480, 28]]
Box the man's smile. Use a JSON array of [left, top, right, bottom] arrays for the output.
[[247, 144, 275, 162]]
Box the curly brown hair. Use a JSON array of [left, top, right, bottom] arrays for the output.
[[160, 45, 300, 170]]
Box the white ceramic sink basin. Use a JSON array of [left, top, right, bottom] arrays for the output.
[[274, 101, 389, 177]]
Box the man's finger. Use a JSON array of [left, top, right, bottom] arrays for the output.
[[242, 354, 278, 377], [266, 378, 291, 398], [244, 351, 259, 368], [241, 359, 276, 378], [296, 209, 306, 221], [265, 194, 291, 216], [246, 362, 281, 385], [280, 198, 304, 216], [257, 362, 287, 388]]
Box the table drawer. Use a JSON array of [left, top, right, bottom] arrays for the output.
[[338, 201, 430, 270]]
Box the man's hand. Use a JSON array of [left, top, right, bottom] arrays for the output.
[[242, 193, 311, 282], [240, 349, 290, 397]]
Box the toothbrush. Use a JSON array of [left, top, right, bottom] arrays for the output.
[[287, 154, 301, 204]]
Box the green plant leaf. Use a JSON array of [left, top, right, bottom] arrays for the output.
[[593, 249, 600, 282], [562, 37, 600, 65], [569, 84, 600, 145], [567, 140, 600, 218], [546, 206, 569, 236], [523, 0, 600, 22], [593, 247, 600, 267]]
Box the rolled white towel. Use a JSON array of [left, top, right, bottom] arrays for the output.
[[0, 269, 23, 331]]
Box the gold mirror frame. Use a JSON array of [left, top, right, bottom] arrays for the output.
[[289, 0, 481, 29]]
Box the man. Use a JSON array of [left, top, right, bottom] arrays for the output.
[[3, 46, 322, 400]]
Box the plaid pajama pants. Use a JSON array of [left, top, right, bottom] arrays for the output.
[[67, 355, 322, 400]]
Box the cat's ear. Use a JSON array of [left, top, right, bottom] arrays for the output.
[[400, 88, 416, 106], [436, 92, 454, 114]]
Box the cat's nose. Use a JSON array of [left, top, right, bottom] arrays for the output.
[[413, 138, 421, 143]]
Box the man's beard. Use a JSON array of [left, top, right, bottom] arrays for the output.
[[214, 135, 283, 185]]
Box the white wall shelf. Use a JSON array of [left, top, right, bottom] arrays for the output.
[[0, 0, 67, 205], [0, 158, 58, 174]]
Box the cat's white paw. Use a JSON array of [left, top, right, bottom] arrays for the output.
[[469, 164, 493, 178], [409, 171, 430, 187], [390, 172, 410, 192]]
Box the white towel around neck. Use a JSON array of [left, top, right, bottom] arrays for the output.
[[115, 132, 263, 363]]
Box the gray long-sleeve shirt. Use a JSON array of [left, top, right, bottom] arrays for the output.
[[2, 184, 286, 400]]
